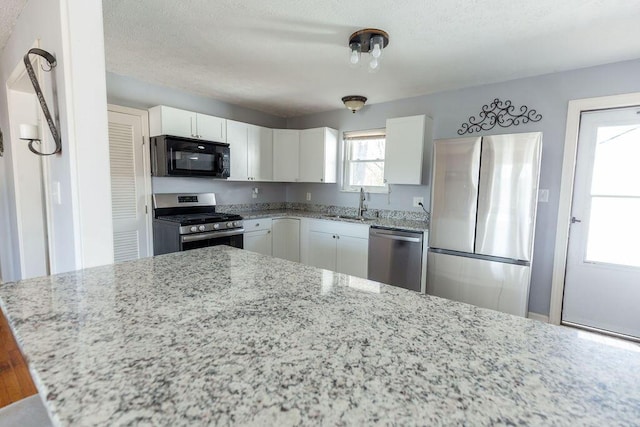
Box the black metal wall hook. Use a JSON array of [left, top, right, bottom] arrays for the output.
[[23, 48, 62, 156]]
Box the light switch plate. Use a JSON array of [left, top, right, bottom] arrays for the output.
[[306, 192, 311, 201], [413, 196, 424, 207], [538, 189, 549, 203]]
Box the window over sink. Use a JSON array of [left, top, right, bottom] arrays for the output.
[[342, 129, 388, 193]]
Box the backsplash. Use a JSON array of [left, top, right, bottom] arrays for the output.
[[217, 202, 430, 223]]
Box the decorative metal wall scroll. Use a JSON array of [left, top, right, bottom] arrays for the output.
[[23, 48, 62, 156], [457, 98, 542, 135]]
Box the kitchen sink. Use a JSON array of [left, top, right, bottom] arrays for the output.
[[322, 214, 372, 222]]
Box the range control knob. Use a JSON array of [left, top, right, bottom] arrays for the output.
[[213, 223, 221, 229], [198, 225, 206, 232], [190, 226, 198, 232], [226, 222, 234, 228], [233, 221, 242, 227]]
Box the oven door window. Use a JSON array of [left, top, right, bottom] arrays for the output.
[[181, 234, 243, 251]]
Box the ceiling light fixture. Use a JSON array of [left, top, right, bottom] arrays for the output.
[[342, 95, 367, 113], [348, 28, 389, 72]]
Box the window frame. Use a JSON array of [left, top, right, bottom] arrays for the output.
[[341, 129, 389, 193]]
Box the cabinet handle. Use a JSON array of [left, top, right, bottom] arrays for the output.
[[255, 223, 260, 227], [336, 235, 340, 239], [320, 178, 323, 182], [267, 230, 271, 234]]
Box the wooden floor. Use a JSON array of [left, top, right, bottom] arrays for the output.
[[0, 309, 37, 408]]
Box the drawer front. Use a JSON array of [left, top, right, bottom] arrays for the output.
[[243, 218, 272, 232]]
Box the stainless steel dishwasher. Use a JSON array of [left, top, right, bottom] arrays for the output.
[[368, 226, 424, 292]]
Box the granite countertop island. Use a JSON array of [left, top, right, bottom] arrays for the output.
[[1, 246, 639, 426]]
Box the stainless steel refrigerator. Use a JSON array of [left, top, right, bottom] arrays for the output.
[[426, 132, 542, 317]]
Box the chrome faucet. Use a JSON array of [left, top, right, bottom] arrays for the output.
[[358, 187, 368, 217]]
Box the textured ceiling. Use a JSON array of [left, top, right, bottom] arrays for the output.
[[2, 1, 639, 117], [0, 0, 28, 51], [100, 0, 640, 118]]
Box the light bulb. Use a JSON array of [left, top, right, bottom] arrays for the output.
[[349, 42, 361, 66], [350, 49, 359, 64], [369, 57, 379, 70], [372, 43, 381, 58], [370, 35, 384, 58]]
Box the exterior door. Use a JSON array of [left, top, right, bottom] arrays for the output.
[[562, 107, 640, 339], [108, 109, 152, 262]]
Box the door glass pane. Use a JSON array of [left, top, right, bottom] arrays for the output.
[[585, 197, 640, 267], [592, 125, 640, 196], [349, 161, 385, 186]]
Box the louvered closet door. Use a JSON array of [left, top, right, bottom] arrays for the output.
[[108, 110, 150, 262]]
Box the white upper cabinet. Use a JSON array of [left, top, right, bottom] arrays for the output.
[[273, 129, 300, 182], [248, 124, 273, 181], [226, 121, 273, 181], [299, 127, 338, 183], [226, 120, 249, 181], [196, 113, 226, 142], [384, 114, 433, 185], [149, 106, 226, 142]]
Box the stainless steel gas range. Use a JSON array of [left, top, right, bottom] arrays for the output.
[[152, 193, 244, 255]]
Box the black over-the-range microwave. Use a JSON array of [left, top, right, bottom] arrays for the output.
[[150, 135, 230, 178]]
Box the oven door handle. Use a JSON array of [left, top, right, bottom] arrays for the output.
[[180, 228, 245, 243]]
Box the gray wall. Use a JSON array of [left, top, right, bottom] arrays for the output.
[[107, 72, 287, 128], [286, 58, 640, 316], [106, 72, 287, 204]]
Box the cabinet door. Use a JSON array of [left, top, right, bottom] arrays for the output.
[[273, 129, 299, 182], [299, 128, 338, 183], [299, 128, 325, 183], [244, 229, 272, 256], [248, 125, 273, 181], [196, 113, 226, 142], [226, 120, 249, 180], [384, 115, 429, 185], [151, 106, 196, 138], [336, 235, 368, 278], [272, 218, 300, 262], [307, 230, 336, 271]]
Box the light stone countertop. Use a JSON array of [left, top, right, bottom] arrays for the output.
[[1, 246, 639, 426], [236, 209, 429, 232]]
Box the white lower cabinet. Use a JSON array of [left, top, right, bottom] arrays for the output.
[[243, 219, 272, 256], [306, 220, 369, 278], [272, 218, 300, 262]]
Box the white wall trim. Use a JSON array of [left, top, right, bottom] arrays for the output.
[[527, 312, 549, 323], [549, 92, 640, 325], [107, 104, 154, 256]]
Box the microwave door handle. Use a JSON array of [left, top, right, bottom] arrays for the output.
[[217, 153, 224, 172]]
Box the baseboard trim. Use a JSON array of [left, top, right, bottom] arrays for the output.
[[527, 312, 549, 323]]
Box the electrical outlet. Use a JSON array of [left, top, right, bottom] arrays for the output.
[[413, 196, 424, 207], [252, 193, 257, 199], [538, 189, 549, 203], [306, 192, 311, 201]]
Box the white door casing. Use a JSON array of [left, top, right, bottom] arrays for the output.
[[550, 92, 640, 327], [107, 106, 153, 261]]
